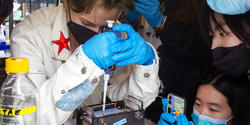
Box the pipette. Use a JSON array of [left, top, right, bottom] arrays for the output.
[[102, 68, 111, 116], [102, 20, 115, 117]]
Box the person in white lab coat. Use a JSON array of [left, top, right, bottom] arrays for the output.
[[10, 0, 160, 124]]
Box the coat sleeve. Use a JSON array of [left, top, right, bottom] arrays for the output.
[[11, 19, 104, 124], [107, 43, 161, 109]]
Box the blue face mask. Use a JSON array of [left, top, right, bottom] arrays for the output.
[[191, 108, 232, 125], [206, 0, 250, 15]]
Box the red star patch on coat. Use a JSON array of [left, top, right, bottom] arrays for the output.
[[53, 32, 70, 55]]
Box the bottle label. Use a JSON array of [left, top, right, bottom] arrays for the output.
[[0, 106, 36, 116]]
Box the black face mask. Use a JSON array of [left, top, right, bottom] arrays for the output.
[[212, 43, 250, 77], [67, 7, 97, 45]]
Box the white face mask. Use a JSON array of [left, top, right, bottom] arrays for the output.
[[191, 108, 233, 125]]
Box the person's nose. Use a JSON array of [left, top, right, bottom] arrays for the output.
[[199, 108, 210, 116]]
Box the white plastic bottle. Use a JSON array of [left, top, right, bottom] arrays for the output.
[[0, 57, 37, 125]]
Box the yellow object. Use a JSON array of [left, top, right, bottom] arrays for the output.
[[176, 111, 180, 116], [5, 57, 29, 73], [0, 106, 36, 116]]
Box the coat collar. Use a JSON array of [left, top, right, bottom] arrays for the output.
[[49, 5, 71, 61]]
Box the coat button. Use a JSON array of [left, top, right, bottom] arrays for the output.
[[92, 78, 98, 84], [144, 73, 150, 78], [81, 67, 86, 74], [61, 90, 65, 94]]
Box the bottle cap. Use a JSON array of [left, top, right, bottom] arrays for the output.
[[5, 57, 29, 73]]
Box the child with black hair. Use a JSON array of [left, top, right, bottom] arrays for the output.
[[158, 70, 250, 125]]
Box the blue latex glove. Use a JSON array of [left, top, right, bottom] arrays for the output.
[[158, 113, 191, 125], [207, 0, 250, 15], [159, 98, 175, 125], [176, 114, 191, 125], [111, 24, 155, 66], [158, 112, 176, 125], [126, 9, 141, 23], [132, 0, 164, 27], [82, 32, 121, 69], [159, 98, 191, 125]]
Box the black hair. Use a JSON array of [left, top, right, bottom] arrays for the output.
[[0, 0, 13, 24], [167, 0, 202, 24], [199, 2, 250, 48], [200, 69, 250, 124]]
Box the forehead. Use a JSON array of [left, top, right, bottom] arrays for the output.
[[78, 7, 120, 26], [196, 84, 228, 105], [94, 7, 120, 24]]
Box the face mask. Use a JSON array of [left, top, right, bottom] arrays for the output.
[[67, 6, 97, 45], [191, 108, 232, 125], [212, 43, 250, 77], [206, 0, 250, 15]]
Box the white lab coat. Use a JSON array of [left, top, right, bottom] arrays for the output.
[[10, 5, 160, 125]]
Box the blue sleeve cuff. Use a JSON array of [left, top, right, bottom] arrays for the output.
[[56, 80, 96, 111]]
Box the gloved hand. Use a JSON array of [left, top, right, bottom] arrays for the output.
[[159, 98, 191, 125], [158, 112, 176, 125], [82, 32, 121, 69], [111, 24, 155, 66], [207, 0, 250, 15], [176, 114, 191, 125], [126, 9, 141, 23], [159, 98, 176, 125], [128, 0, 164, 27], [158, 113, 191, 125]]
